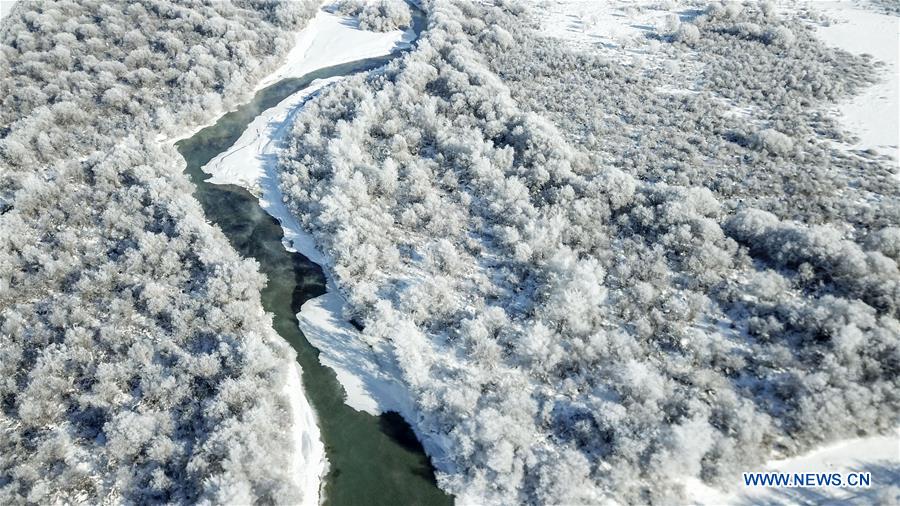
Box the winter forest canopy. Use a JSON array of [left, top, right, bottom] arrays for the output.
[[0, 0, 898, 504], [277, 0, 899, 503], [0, 0, 321, 503], [328, 0, 413, 32]]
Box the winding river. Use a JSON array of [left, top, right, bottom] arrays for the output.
[[175, 11, 452, 506]]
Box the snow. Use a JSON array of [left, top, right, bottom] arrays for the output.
[[685, 429, 900, 504], [254, 7, 416, 92], [535, 0, 700, 65], [0, 0, 17, 21], [538, 0, 650, 55], [202, 3, 417, 417], [539, 0, 900, 171], [204, 78, 336, 190], [815, 1, 899, 169], [293, 284, 416, 416], [283, 362, 328, 506]]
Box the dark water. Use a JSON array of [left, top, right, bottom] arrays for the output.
[[175, 13, 452, 506]]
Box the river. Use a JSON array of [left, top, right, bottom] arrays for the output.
[[174, 10, 452, 506]]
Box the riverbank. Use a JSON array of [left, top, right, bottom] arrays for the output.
[[201, 6, 417, 417], [202, 78, 412, 417], [202, 72, 456, 493], [255, 7, 416, 92], [164, 84, 329, 506], [157, 15, 347, 501], [198, 0, 457, 491], [170, 4, 420, 499], [185, 2, 450, 504]]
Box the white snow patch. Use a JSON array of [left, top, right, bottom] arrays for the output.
[[255, 7, 415, 92], [535, 0, 700, 65], [816, 1, 899, 168], [537, 0, 649, 55], [294, 285, 416, 416], [284, 362, 328, 506], [0, 0, 17, 21], [685, 429, 900, 504], [203, 77, 337, 190]]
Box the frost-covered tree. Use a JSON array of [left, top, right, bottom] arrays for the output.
[[359, 0, 412, 31], [276, 0, 899, 503], [329, 0, 412, 31], [0, 0, 320, 503]]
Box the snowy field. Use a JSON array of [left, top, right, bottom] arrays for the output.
[[255, 6, 416, 91], [0, 1, 16, 20], [536, 0, 899, 169], [816, 1, 899, 168]]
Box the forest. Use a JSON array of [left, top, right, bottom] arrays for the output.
[[277, 0, 899, 503], [329, 0, 412, 32], [0, 0, 896, 503], [0, 0, 320, 503]]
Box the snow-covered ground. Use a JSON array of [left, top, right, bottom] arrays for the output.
[[535, 0, 692, 64], [255, 7, 416, 91], [293, 287, 415, 416], [284, 362, 328, 506], [203, 3, 417, 416], [685, 429, 900, 505], [204, 78, 336, 191], [0, 0, 17, 20], [537, 0, 899, 171], [815, 1, 899, 169]]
